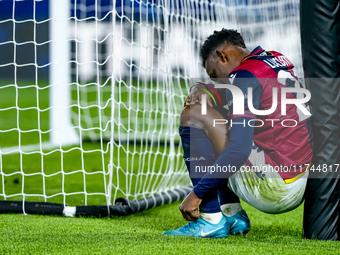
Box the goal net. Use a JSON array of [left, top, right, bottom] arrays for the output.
[[0, 0, 302, 216]]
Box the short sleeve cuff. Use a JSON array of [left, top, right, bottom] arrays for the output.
[[193, 185, 205, 199]]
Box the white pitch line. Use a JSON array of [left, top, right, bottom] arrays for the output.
[[0, 142, 57, 154]]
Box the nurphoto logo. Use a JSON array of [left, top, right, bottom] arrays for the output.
[[200, 84, 311, 116], [195, 78, 312, 128]]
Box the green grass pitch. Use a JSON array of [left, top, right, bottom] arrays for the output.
[[0, 81, 339, 254], [1, 202, 339, 254]]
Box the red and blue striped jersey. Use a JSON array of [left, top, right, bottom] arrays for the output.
[[226, 46, 313, 181], [193, 46, 313, 198]]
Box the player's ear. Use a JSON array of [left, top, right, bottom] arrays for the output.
[[216, 50, 227, 63]]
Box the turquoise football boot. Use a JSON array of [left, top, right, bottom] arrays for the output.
[[163, 217, 229, 238], [225, 210, 251, 235]]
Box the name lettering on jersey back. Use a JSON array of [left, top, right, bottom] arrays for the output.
[[264, 56, 292, 69]]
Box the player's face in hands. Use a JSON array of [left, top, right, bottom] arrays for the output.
[[205, 56, 229, 82], [205, 45, 240, 82]]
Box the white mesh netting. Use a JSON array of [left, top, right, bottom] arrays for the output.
[[0, 0, 301, 207]]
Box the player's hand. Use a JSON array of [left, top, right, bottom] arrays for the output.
[[179, 190, 202, 221], [184, 83, 213, 107]]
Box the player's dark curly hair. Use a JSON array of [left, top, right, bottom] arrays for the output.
[[200, 29, 246, 67]]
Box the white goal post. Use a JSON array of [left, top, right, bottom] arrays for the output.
[[50, 0, 79, 146], [0, 0, 302, 216]]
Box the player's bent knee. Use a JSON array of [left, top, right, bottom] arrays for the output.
[[179, 105, 204, 128], [180, 105, 228, 129]]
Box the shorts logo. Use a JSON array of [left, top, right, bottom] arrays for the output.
[[184, 156, 206, 161]]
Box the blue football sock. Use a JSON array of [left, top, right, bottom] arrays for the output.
[[217, 181, 240, 205], [179, 126, 220, 213]]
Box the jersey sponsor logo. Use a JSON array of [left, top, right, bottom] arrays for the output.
[[227, 92, 248, 108]]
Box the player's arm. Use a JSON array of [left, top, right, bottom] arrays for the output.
[[184, 82, 227, 108], [193, 116, 254, 197], [179, 116, 254, 220], [180, 70, 263, 219], [194, 70, 263, 196]]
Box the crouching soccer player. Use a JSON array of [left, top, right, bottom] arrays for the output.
[[163, 29, 313, 238]]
